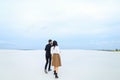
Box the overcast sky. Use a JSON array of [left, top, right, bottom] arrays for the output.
[[0, 0, 120, 50]]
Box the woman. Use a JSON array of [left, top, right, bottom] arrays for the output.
[[51, 40, 61, 78]]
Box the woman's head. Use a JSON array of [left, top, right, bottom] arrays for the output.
[[53, 40, 58, 47]]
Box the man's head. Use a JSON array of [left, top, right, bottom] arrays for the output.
[[48, 39, 52, 44]]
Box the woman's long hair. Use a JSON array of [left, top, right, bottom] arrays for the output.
[[52, 40, 58, 48]]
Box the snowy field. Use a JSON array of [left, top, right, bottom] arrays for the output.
[[0, 50, 120, 80]]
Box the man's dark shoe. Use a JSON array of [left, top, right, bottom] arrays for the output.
[[44, 70, 48, 74], [48, 69, 52, 71]]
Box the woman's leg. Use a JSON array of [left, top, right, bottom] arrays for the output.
[[55, 67, 58, 73], [54, 67, 58, 72], [54, 67, 59, 78]]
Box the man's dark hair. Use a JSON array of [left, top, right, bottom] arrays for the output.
[[48, 39, 52, 43]]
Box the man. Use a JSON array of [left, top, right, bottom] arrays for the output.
[[44, 39, 52, 73]]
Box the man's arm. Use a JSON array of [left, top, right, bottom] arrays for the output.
[[45, 45, 47, 51]]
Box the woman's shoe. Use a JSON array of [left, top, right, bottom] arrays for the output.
[[55, 73, 59, 78], [54, 70, 56, 75]]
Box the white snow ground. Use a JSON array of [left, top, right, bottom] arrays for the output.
[[0, 50, 120, 80]]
